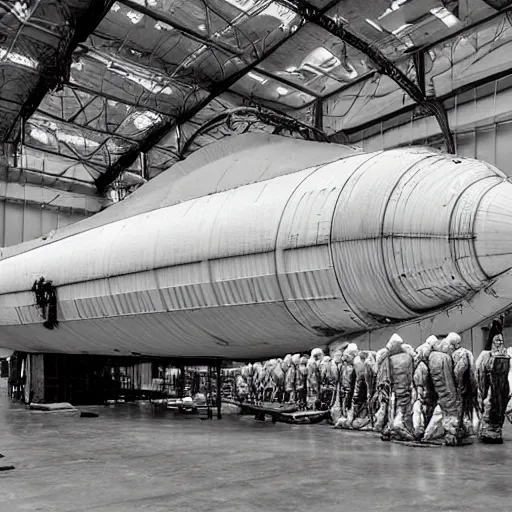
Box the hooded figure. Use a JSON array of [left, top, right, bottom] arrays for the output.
[[297, 356, 309, 409], [319, 355, 335, 409], [335, 349, 377, 431], [423, 336, 466, 445], [330, 349, 344, 423], [412, 336, 438, 439], [475, 333, 511, 443], [270, 358, 286, 402], [306, 352, 321, 410], [340, 343, 359, 417], [252, 362, 264, 402], [377, 334, 415, 442], [285, 354, 300, 403]]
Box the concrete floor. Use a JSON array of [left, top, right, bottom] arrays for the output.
[[0, 396, 511, 512]]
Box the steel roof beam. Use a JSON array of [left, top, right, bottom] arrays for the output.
[[278, 0, 455, 153], [9, 1, 116, 143], [96, 35, 306, 192], [94, 1, 343, 194]]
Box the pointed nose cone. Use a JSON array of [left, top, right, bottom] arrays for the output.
[[474, 181, 512, 278]]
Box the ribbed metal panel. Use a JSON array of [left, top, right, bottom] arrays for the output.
[[157, 263, 217, 310], [108, 270, 164, 315], [0, 305, 324, 358], [474, 181, 512, 277], [331, 149, 433, 322], [276, 158, 373, 333], [210, 254, 280, 305], [449, 176, 501, 289], [384, 158, 502, 311]]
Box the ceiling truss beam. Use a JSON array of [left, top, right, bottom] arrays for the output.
[[95, 29, 314, 192], [278, 0, 455, 153], [95, 2, 345, 194], [11, 1, 116, 143]]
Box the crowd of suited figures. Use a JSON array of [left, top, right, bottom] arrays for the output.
[[234, 332, 512, 445]]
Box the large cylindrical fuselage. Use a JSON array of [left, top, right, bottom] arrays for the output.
[[0, 141, 511, 358]]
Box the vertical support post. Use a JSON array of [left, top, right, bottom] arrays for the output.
[[206, 365, 213, 419], [175, 364, 183, 398], [216, 361, 222, 420], [314, 98, 323, 132], [413, 51, 426, 96]]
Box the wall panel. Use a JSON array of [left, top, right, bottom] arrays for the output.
[[495, 122, 512, 172], [0, 199, 88, 248]]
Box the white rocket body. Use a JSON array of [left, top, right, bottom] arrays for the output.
[[0, 134, 511, 358]]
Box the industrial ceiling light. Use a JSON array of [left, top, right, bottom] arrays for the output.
[[247, 71, 268, 84], [222, 0, 256, 12], [11, 1, 30, 21], [430, 6, 460, 27], [126, 10, 144, 24], [365, 19, 384, 32], [133, 111, 162, 130], [392, 23, 412, 34], [299, 47, 342, 76], [0, 48, 38, 69], [155, 21, 173, 31]]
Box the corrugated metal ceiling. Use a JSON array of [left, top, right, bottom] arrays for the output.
[[0, 0, 511, 198]]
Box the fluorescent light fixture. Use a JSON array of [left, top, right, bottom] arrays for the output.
[[247, 71, 268, 84], [70, 60, 84, 72], [392, 23, 412, 35], [379, 0, 408, 19], [133, 111, 162, 130], [430, 6, 460, 28], [366, 19, 384, 32], [11, 1, 30, 21], [130, 75, 173, 95], [300, 47, 342, 76], [155, 21, 173, 31], [126, 10, 144, 24], [0, 48, 38, 69], [28, 127, 50, 146], [222, 0, 255, 13], [276, 86, 289, 95]]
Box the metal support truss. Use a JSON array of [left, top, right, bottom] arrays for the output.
[[277, 0, 455, 154], [96, 31, 307, 193], [178, 106, 329, 159], [11, 1, 115, 143], [95, 1, 342, 195]]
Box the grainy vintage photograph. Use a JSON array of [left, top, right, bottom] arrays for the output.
[[0, 0, 512, 510]]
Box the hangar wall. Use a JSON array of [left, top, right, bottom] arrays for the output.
[[346, 81, 512, 355], [0, 201, 88, 248], [351, 78, 512, 176], [0, 149, 104, 248]]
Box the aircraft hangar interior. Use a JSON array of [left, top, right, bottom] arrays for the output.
[[1, 0, 512, 510]]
